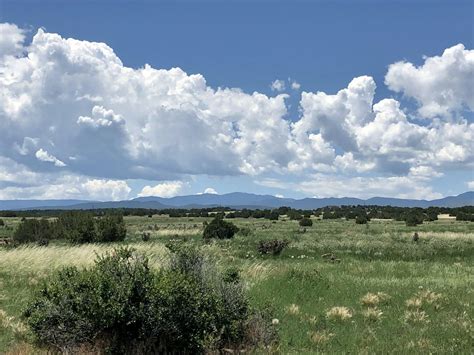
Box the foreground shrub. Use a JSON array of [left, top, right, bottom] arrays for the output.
[[24, 247, 276, 353], [299, 217, 313, 227], [258, 239, 289, 255], [203, 217, 239, 240], [0, 218, 4, 227]]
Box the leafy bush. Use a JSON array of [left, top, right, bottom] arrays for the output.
[[13, 218, 53, 244], [257, 239, 289, 255], [24, 247, 276, 353], [203, 217, 239, 240], [238, 226, 253, 237], [13, 212, 127, 245], [56, 211, 96, 243], [299, 217, 313, 227], [0, 218, 4, 226], [355, 214, 369, 224], [405, 213, 424, 227], [96, 214, 127, 242]]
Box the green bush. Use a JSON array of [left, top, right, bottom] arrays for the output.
[[203, 217, 239, 240], [13, 218, 53, 244], [257, 239, 289, 255], [355, 214, 369, 224], [56, 211, 96, 243], [0, 218, 4, 227], [405, 213, 424, 227], [96, 214, 127, 242], [299, 217, 313, 227], [238, 226, 253, 237], [24, 247, 276, 353]]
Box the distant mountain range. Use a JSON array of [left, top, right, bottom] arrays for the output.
[[0, 192, 473, 211]]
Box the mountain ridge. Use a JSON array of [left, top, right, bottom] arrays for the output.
[[0, 192, 472, 210]]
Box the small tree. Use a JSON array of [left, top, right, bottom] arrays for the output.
[[405, 213, 423, 227], [203, 217, 239, 240], [13, 218, 52, 244], [57, 212, 96, 243], [96, 214, 127, 242], [355, 214, 368, 224], [299, 217, 313, 227], [0, 219, 4, 227]]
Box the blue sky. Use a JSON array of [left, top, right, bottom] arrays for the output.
[[0, 0, 473, 200]]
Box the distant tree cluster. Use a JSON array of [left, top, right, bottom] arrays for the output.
[[12, 212, 126, 245]]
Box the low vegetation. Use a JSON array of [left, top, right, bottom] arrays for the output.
[[12, 212, 126, 245], [23, 246, 275, 353], [0, 211, 472, 353]]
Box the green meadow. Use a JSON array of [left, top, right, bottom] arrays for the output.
[[0, 216, 473, 353]]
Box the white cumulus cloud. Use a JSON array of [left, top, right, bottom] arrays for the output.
[[138, 181, 185, 198], [385, 44, 474, 118], [35, 149, 66, 167]]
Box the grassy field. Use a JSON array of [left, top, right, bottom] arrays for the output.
[[0, 216, 473, 353]]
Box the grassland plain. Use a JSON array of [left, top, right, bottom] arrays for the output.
[[0, 216, 473, 353]]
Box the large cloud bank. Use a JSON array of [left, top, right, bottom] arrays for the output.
[[0, 23, 472, 199]]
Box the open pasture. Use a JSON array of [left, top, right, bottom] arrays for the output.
[[0, 216, 473, 353]]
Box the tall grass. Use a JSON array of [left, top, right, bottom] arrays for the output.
[[0, 216, 473, 352]]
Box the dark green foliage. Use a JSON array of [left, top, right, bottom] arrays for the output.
[[257, 239, 289, 255], [405, 213, 424, 227], [223, 267, 241, 284], [288, 211, 303, 220], [203, 217, 239, 240], [96, 214, 127, 242], [24, 247, 274, 353], [238, 226, 252, 237], [12, 212, 127, 245], [141, 232, 151, 241], [13, 218, 53, 244], [299, 217, 313, 227], [456, 212, 474, 221], [355, 213, 369, 224], [56, 211, 96, 243], [0, 218, 4, 226]]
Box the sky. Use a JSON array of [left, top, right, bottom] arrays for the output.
[[0, 0, 473, 201]]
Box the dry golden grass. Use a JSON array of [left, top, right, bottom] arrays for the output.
[[406, 289, 443, 309], [362, 307, 383, 322], [404, 310, 429, 324], [0, 243, 168, 273], [360, 292, 391, 307], [309, 330, 335, 345], [326, 306, 353, 321], [0, 309, 27, 337], [286, 304, 300, 315]]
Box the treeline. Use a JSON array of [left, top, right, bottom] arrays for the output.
[[13, 212, 126, 245]]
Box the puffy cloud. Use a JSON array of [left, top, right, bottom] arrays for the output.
[[138, 181, 185, 198], [35, 149, 67, 167], [385, 44, 474, 118], [0, 23, 25, 57], [0, 23, 472, 200], [467, 181, 474, 189], [203, 187, 218, 194], [270, 79, 286, 92], [291, 81, 301, 90], [0, 25, 292, 180]]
